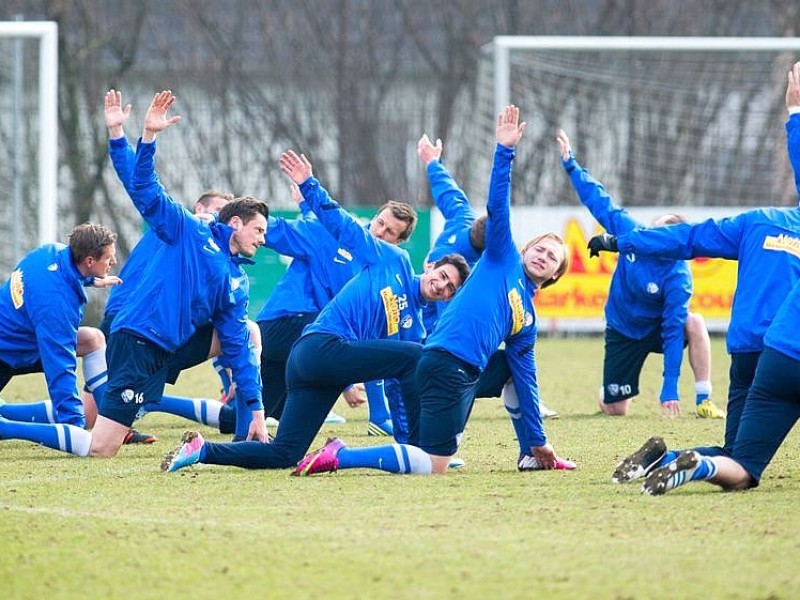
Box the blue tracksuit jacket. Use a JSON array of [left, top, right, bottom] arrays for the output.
[[104, 135, 156, 318], [422, 160, 483, 335], [114, 138, 262, 408], [616, 114, 800, 355], [0, 244, 92, 426], [256, 204, 362, 321], [426, 144, 546, 447], [298, 177, 427, 344], [563, 155, 692, 400]]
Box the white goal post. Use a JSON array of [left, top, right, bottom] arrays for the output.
[[493, 36, 800, 118], [0, 20, 58, 245]]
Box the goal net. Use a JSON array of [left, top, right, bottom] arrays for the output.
[[0, 21, 57, 274], [463, 37, 800, 210]]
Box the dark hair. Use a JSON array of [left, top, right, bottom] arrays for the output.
[[376, 200, 418, 242], [195, 189, 233, 208], [218, 196, 269, 225], [433, 253, 470, 287], [68, 223, 117, 263], [469, 215, 488, 251]]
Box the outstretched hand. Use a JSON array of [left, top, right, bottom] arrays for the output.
[[587, 233, 619, 257], [787, 61, 800, 109], [496, 105, 526, 148], [104, 89, 131, 135], [279, 150, 313, 185], [417, 134, 443, 165], [556, 128, 572, 161], [142, 90, 181, 142], [91, 275, 123, 289]]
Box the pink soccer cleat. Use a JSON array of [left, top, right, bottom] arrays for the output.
[[292, 437, 346, 476], [517, 454, 577, 471]]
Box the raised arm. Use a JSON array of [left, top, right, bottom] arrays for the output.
[[557, 129, 638, 236], [279, 150, 387, 263], [787, 61, 800, 198], [129, 91, 189, 244], [104, 89, 136, 193], [419, 134, 475, 224], [484, 106, 525, 261]]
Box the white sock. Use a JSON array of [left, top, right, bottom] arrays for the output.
[[60, 424, 92, 457], [397, 444, 432, 474]]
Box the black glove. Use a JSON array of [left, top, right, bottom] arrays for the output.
[[587, 233, 618, 257]]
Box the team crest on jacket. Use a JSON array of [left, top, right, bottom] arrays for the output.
[[646, 282, 659, 294], [380, 286, 400, 336], [10, 269, 24, 309]]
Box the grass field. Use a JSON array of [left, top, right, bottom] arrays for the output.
[[1, 337, 799, 600]]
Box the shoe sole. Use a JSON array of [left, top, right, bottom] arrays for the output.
[[367, 423, 392, 436], [611, 436, 667, 483], [160, 431, 200, 473], [641, 451, 699, 496]]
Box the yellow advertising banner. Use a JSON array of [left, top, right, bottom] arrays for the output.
[[534, 218, 738, 322]]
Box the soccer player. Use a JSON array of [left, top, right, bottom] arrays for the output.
[[257, 181, 417, 437], [417, 132, 559, 421], [556, 129, 717, 419], [639, 277, 800, 495], [0, 223, 120, 446], [101, 89, 258, 440], [161, 148, 469, 473], [2, 90, 269, 457], [290, 105, 575, 476], [601, 61, 800, 484]]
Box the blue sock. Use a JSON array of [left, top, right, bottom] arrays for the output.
[[0, 417, 92, 456], [0, 400, 53, 423], [661, 450, 679, 466], [144, 395, 222, 427], [690, 456, 718, 481], [695, 381, 712, 406], [338, 444, 431, 474], [364, 380, 391, 424]]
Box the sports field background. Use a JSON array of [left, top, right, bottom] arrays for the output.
[[1, 337, 798, 599]]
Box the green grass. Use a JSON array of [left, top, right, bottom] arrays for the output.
[[1, 337, 799, 600]]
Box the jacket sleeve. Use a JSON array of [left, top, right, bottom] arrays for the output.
[[427, 161, 476, 224], [298, 177, 387, 265], [264, 215, 316, 259], [108, 136, 136, 195], [658, 266, 692, 402], [484, 144, 518, 261], [129, 139, 189, 245], [617, 217, 743, 260], [213, 293, 263, 412], [788, 114, 800, 199], [28, 294, 84, 427], [562, 155, 639, 235], [505, 333, 547, 448]]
